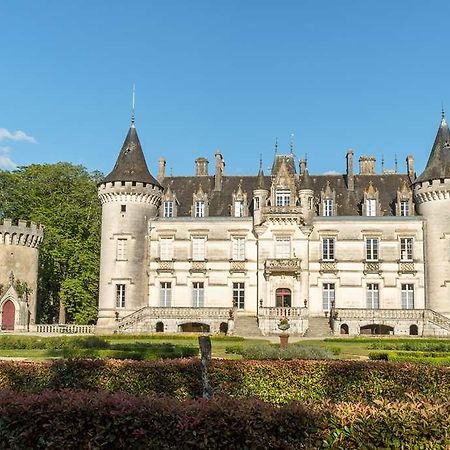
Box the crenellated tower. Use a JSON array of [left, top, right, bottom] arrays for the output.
[[413, 112, 450, 315], [97, 118, 163, 329]]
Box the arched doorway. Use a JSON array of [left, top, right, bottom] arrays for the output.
[[1, 300, 15, 330], [179, 322, 210, 333], [276, 288, 291, 307], [340, 324, 349, 335], [409, 324, 418, 335], [360, 324, 394, 335], [155, 321, 164, 332]]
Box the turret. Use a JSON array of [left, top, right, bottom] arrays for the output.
[[97, 118, 163, 330], [413, 111, 450, 315], [252, 160, 268, 226], [299, 168, 314, 223]]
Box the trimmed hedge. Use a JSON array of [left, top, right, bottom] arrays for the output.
[[369, 350, 450, 366], [225, 343, 334, 360], [0, 390, 448, 449], [1, 359, 450, 403]]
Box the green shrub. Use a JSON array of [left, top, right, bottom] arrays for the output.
[[368, 351, 389, 360], [240, 343, 334, 360], [224, 344, 243, 354]]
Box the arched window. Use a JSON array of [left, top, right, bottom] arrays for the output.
[[409, 324, 418, 336], [275, 288, 291, 307], [155, 322, 164, 332]]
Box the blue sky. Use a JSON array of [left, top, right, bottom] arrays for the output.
[[0, 0, 449, 177]]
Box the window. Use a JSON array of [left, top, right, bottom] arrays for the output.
[[254, 197, 260, 210], [366, 238, 379, 261], [234, 200, 244, 217], [275, 236, 291, 258], [195, 201, 205, 218], [160, 282, 172, 307], [323, 199, 333, 217], [121, 204, 126, 213], [322, 283, 335, 311], [233, 282, 245, 309], [400, 238, 413, 261], [400, 200, 409, 217], [366, 283, 379, 309], [401, 284, 414, 309], [322, 238, 335, 261], [115, 284, 126, 308], [192, 282, 204, 307], [308, 197, 313, 209], [276, 189, 291, 206], [232, 237, 245, 261], [366, 199, 376, 216], [160, 238, 173, 261], [192, 237, 206, 261], [116, 239, 127, 260], [163, 201, 174, 218]]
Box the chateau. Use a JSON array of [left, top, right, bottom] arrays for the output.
[[97, 113, 450, 337]]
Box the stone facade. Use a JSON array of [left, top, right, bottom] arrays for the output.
[[98, 113, 450, 337], [0, 219, 44, 331]]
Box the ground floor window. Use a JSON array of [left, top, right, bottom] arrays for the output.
[[160, 282, 172, 307], [115, 284, 126, 308], [192, 282, 205, 307], [366, 283, 379, 309], [233, 282, 245, 309], [275, 288, 291, 307], [322, 283, 335, 311], [401, 284, 414, 309]]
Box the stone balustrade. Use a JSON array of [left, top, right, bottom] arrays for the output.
[[320, 261, 337, 273], [363, 261, 380, 274], [33, 324, 95, 334], [398, 261, 416, 274], [157, 260, 174, 273], [335, 308, 425, 320], [229, 260, 246, 273], [190, 260, 207, 273], [258, 306, 307, 319]]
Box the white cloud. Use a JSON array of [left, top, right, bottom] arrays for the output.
[[322, 170, 341, 176], [0, 147, 17, 170], [0, 128, 37, 144]]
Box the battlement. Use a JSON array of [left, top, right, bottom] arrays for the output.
[[413, 177, 450, 204], [0, 219, 44, 248], [98, 180, 163, 206]]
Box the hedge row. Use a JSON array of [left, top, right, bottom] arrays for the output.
[[369, 351, 450, 366], [1, 359, 450, 403], [0, 390, 448, 449]]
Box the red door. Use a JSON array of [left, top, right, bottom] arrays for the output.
[[2, 300, 15, 330]]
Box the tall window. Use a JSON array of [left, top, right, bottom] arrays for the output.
[[322, 283, 335, 311], [160, 238, 173, 261], [323, 199, 333, 217], [195, 201, 205, 218], [234, 200, 244, 217], [192, 237, 206, 261], [400, 200, 409, 217], [400, 238, 413, 261], [254, 197, 260, 210], [366, 199, 377, 216], [232, 237, 245, 261], [233, 282, 245, 309], [192, 282, 204, 307], [275, 236, 291, 258], [401, 284, 414, 309], [163, 201, 174, 218], [160, 282, 172, 307], [366, 283, 379, 309], [276, 189, 291, 206], [322, 238, 335, 261], [366, 238, 379, 261], [115, 284, 126, 308], [116, 239, 127, 260]]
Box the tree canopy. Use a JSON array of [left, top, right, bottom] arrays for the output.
[[0, 163, 102, 324]]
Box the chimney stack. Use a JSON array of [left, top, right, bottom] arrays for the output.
[[346, 149, 354, 191], [158, 157, 166, 182], [359, 155, 376, 175], [195, 157, 209, 177], [406, 155, 415, 180], [214, 151, 225, 191]]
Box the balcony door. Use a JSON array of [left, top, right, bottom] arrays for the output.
[[275, 288, 291, 307]]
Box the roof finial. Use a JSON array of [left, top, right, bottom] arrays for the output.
[[394, 154, 398, 173], [381, 154, 385, 173], [274, 137, 278, 154], [442, 104, 446, 124], [131, 84, 136, 126], [259, 153, 263, 171], [289, 133, 295, 154]]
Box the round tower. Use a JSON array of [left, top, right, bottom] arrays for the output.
[[0, 219, 44, 329], [97, 119, 163, 330], [253, 163, 269, 226], [413, 112, 450, 315], [299, 168, 315, 224]]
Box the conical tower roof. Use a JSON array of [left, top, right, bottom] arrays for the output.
[[103, 121, 161, 186], [415, 113, 450, 183], [300, 168, 314, 190], [255, 167, 267, 190]]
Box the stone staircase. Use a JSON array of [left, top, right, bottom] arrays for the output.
[[232, 315, 262, 337], [304, 316, 332, 337]]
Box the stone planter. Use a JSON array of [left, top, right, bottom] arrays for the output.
[[279, 333, 289, 349]]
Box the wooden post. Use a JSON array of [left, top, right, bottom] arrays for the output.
[[198, 335, 213, 399]]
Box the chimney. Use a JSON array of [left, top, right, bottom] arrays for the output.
[[346, 150, 354, 191], [158, 157, 166, 182], [406, 155, 415, 180], [299, 159, 306, 175], [359, 155, 376, 175], [195, 157, 209, 177], [214, 151, 225, 191]]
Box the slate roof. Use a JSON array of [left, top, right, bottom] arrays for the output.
[[103, 122, 161, 186], [161, 172, 410, 217], [415, 116, 450, 183]]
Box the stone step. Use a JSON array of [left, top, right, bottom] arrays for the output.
[[233, 315, 261, 337], [304, 316, 332, 337]]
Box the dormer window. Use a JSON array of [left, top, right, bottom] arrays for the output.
[[276, 189, 290, 206], [195, 201, 205, 218], [323, 199, 333, 217], [163, 201, 174, 218], [234, 200, 244, 217], [366, 199, 377, 216], [400, 200, 409, 216]]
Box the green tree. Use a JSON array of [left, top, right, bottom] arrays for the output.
[[0, 163, 101, 324]]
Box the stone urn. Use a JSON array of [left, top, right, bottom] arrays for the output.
[[278, 319, 290, 349]]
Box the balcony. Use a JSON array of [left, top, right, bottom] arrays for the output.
[[189, 260, 207, 274], [156, 259, 174, 274], [398, 261, 416, 275], [229, 260, 247, 274], [320, 260, 337, 274], [364, 261, 380, 274], [261, 205, 303, 224], [264, 258, 301, 280]]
